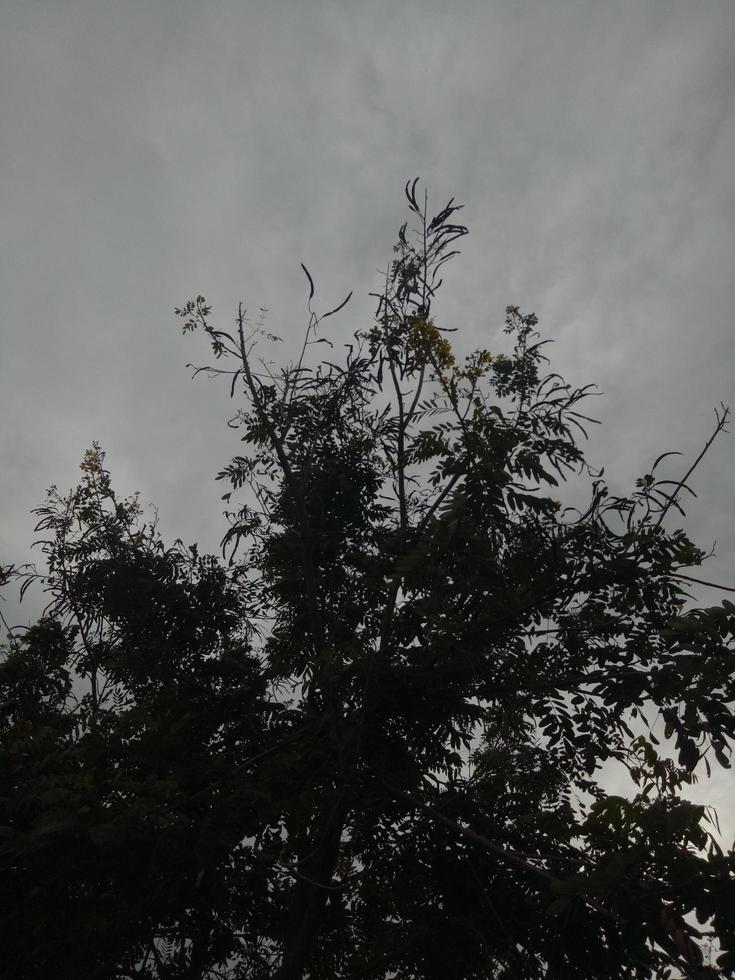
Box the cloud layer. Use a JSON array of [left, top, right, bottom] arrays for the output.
[[2, 0, 733, 823]]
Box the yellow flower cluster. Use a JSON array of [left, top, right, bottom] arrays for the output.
[[456, 349, 496, 383], [80, 446, 104, 475], [406, 315, 455, 371]]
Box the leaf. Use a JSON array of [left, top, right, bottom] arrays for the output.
[[678, 739, 699, 771], [714, 745, 731, 769], [651, 450, 682, 472], [322, 291, 353, 319], [301, 263, 315, 301]]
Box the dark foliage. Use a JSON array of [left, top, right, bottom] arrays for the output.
[[1, 182, 734, 979]]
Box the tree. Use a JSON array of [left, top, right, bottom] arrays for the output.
[[1, 180, 734, 979]]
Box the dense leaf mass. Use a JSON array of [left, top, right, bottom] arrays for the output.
[[1, 183, 734, 979]]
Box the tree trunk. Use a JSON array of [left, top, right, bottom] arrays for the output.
[[274, 795, 347, 980]]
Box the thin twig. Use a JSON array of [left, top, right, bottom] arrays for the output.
[[671, 573, 735, 594], [654, 405, 730, 530]]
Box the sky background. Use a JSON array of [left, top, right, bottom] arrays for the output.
[[1, 1, 734, 827]]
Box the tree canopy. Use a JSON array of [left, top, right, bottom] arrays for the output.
[[1, 181, 734, 979]]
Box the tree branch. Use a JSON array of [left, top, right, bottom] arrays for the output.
[[654, 405, 730, 530]]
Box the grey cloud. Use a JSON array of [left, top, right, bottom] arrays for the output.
[[1, 0, 733, 821]]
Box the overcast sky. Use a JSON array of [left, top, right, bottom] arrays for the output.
[[1, 1, 734, 823]]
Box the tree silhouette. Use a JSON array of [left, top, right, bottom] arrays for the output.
[[1, 181, 734, 978]]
